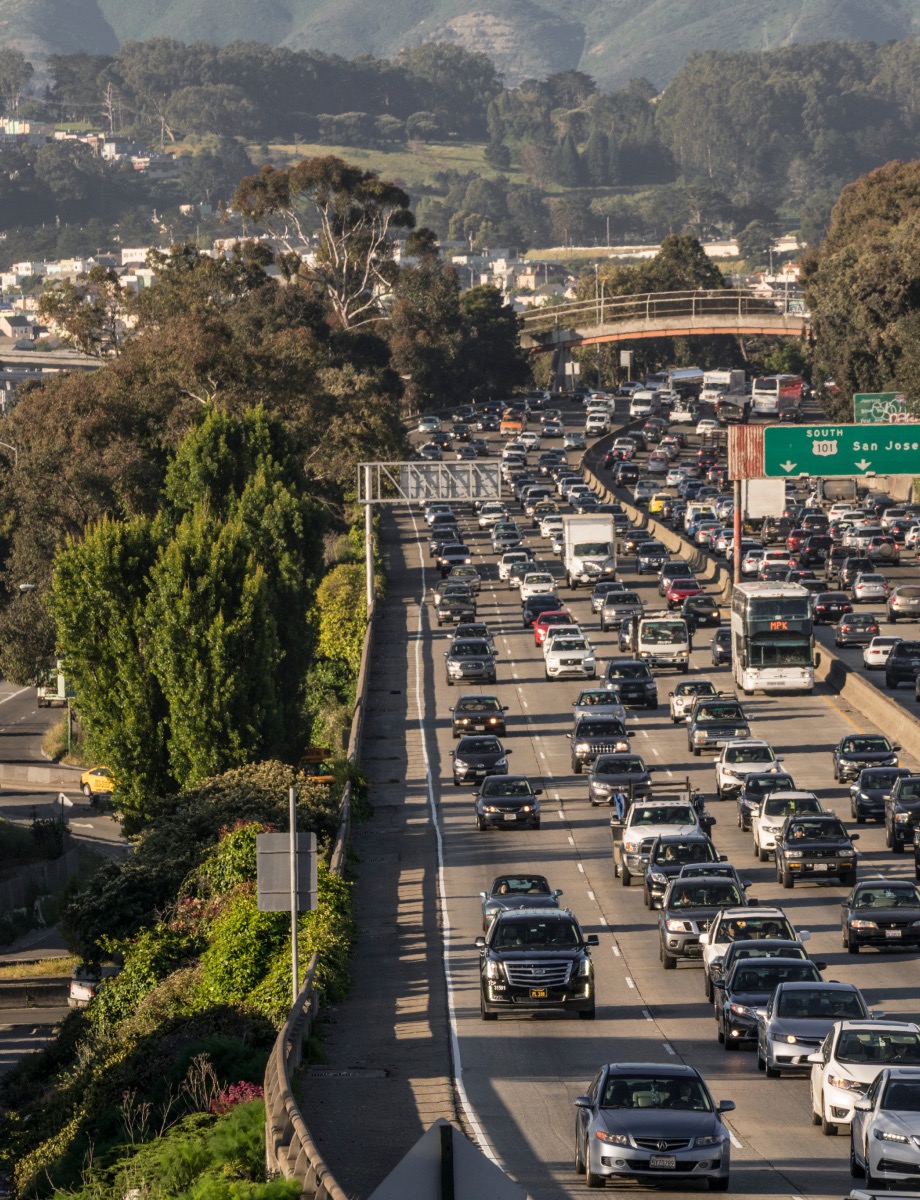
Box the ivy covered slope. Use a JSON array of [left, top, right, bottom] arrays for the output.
[[2, 766, 356, 1198]]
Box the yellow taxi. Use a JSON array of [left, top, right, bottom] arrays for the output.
[[648, 492, 670, 515], [80, 767, 114, 796]]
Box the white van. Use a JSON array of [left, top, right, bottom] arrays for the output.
[[629, 390, 659, 419], [585, 411, 609, 435]]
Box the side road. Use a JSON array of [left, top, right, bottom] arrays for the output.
[[297, 513, 457, 1199]]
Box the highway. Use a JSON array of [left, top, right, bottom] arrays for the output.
[[371, 406, 920, 1200]]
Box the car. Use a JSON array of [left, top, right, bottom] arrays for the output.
[[533, 609, 576, 646], [714, 740, 784, 800], [701, 907, 808, 999], [454, 623, 496, 651], [799, 534, 834, 566], [418, 441, 443, 460], [888, 585, 920, 623], [885, 775, 920, 851], [840, 880, 920, 954], [544, 632, 596, 680], [709, 937, 816, 1006], [756, 982, 871, 1078], [840, 555, 875, 590], [573, 1062, 734, 1190], [736, 771, 796, 832], [850, 767, 913, 824], [658, 560, 696, 595], [434, 595, 476, 625], [450, 734, 509, 786], [428, 527, 462, 558], [436, 542, 473, 576], [477, 501, 509, 528], [833, 734, 900, 782], [479, 874, 563, 931], [600, 590, 643, 632], [603, 659, 658, 708], [497, 549, 534, 582], [569, 716, 633, 775], [696, 418, 719, 436], [522, 594, 563, 628], [80, 766, 114, 797], [474, 775, 542, 831], [669, 678, 718, 723], [615, 798, 706, 886], [851, 572, 891, 604], [658, 875, 749, 969], [491, 526, 524, 552], [590, 580, 626, 613], [711, 628, 732, 666], [643, 834, 723, 909], [850, 1066, 920, 1186], [587, 752, 654, 808], [834, 612, 881, 647], [751, 790, 824, 860], [450, 694, 508, 740], [666, 578, 702, 609], [887, 639, 920, 688], [863, 635, 899, 670], [813, 591, 853, 624], [682, 594, 722, 633], [686, 696, 750, 756], [519, 571, 557, 602], [715, 956, 824, 1051], [444, 638, 497, 686], [563, 430, 586, 451], [867, 534, 900, 563], [774, 813, 859, 889], [611, 460, 639, 486], [446, 564, 481, 594], [477, 907, 597, 1020], [632, 479, 659, 504], [635, 540, 669, 574]]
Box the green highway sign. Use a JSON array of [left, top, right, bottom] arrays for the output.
[[763, 423, 920, 478], [854, 392, 907, 423]]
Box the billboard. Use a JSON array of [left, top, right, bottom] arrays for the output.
[[853, 392, 918, 424]]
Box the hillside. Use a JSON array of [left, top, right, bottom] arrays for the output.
[[6, 0, 920, 89]]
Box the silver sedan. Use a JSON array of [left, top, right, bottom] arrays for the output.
[[851, 1068, 920, 1188], [851, 572, 890, 603]]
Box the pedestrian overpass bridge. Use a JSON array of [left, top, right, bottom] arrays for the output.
[[519, 289, 809, 353]]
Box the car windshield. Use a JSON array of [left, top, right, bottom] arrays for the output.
[[672, 579, 698, 589], [481, 779, 533, 797], [456, 699, 500, 713], [731, 963, 819, 991], [722, 916, 795, 942], [577, 720, 626, 738], [785, 819, 845, 840], [459, 738, 502, 753], [606, 593, 641, 607], [451, 642, 490, 656], [669, 883, 743, 908], [595, 756, 644, 774], [764, 795, 821, 817], [842, 737, 892, 753], [676, 681, 717, 697], [542, 614, 573, 626], [632, 805, 696, 826], [491, 876, 551, 897], [553, 638, 588, 651], [493, 919, 580, 949], [653, 841, 716, 865], [861, 769, 903, 788], [898, 588, 920, 599], [577, 691, 620, 707], [600, 1076, 712, 1111], [853, 886, 920, 909], [696, 704, 745, 723], [776, 989, 864, 1019], [746, 774, 794, 797], [726, 746, 774, 764], [607, 664, 650, 680], [838, 1035, 920, 1066], [642, 622, 687, 643]]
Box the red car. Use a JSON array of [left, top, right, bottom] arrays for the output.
[[786, 528, 808, 553], [666, 578, 702, 609], [533, 609, 576, 646]]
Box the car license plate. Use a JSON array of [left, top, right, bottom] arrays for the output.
[[530, 988, 547, 999], [886, 929, 902, 938], [503, 813, 517, 821], [813, 863, 828, 871], [649, 1155, 676, 1170]]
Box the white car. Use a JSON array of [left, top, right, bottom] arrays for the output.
[[617, 799, 703, 886], [541, 419, 564, 438], [540, 515, 564, 539], [519, 571, 556, 601], [850, 1067, 920, 1187], [696, 418, 719, 436], [809, 1021, 920, 1136], [585, 413, 608, 435], [477, 501, 509, 528], [752, 791, 824, 861], [700, 906, 808, 1000], [714, 740, 784, 800], [518, 431, 541, 450], [665, 467, 683, 487], [671, 405, 694, 424], [741, 548, 766, 577], [669, 678, 718, 723], [863, 635, 899, 669], [498, 550, 532, 582], [502, 442, 528, 460], [544, 634, 596, 679], [543, 625, 586, 656]]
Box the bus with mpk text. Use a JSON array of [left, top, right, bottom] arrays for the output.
[[750, 374, 803, 417], [730, 581, 815, 694]]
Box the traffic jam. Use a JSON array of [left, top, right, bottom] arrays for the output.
[[413, 376, 920, 1193]]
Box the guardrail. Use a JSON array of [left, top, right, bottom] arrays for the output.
[[521, 288, 808, 335], [264, 609, 376, 1197]]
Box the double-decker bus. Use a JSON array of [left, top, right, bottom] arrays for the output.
[[750, 374, 803, 417], [730, 582, 815, 694]]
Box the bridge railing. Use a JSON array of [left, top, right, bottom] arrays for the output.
[[520, 288, 807, 334]]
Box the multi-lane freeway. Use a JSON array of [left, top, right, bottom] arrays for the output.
[[307, 397, 920, 1200]]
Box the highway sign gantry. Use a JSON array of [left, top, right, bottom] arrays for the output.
[[763, 423, 920, 478]]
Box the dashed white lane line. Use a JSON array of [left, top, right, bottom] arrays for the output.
[[577, 863, 585, 873], [599, 916, 608, 926], [666, 769, 674, 777], [587, 890, 595, 901], [611, 944, 620, 956], [625, 977, 636, 990], [567, 835, 575, 846], [651, 747, 661, 756], [539, 750, 546, 760], [557, 809, 565, 820], [521, 698, 528, 708], [663, 1043, 676, 1055], [641, 1009, 653, 1021]]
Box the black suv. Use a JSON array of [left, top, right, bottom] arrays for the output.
[[687, 696, 750, 756], [832, 734, 900, 782], [799, 535, 833, 566], [774, 814, 858, 888], [886, 640, 920, 690], [643, 834, 723, 909], [885, 775, 920, 851], [568, 716, 632, 774], [476, 907, 599, 1020], [603, 660, 658, 708], [450, 694, 508, 738]]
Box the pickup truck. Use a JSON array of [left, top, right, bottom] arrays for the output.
[[611, 792, 709, 886]]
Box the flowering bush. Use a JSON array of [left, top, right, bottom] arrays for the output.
[[211, 1080, 264, 1115]]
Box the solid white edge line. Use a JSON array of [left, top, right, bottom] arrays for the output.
[[409, 510, 499, 1165]]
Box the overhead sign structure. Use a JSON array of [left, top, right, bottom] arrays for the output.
[[763, 423, 920, 478], [358, 462, 501, 504]]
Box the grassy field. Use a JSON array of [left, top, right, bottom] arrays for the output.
[[251, 139, 535, 190], [0, 955, 76, 979]]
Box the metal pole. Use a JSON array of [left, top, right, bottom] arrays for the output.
[[289, 785, 299, 1003], [733, 479, 742, 585], [364, 463, 374, 617], [67, 701, 72, 756]]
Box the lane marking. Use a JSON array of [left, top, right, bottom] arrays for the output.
[[567, 835, 575, 846], [587, 889, 595, 901], [641, 1008, 653, 1021], [557, 809, 565, 820], [0, 686, 30, 708], [599, 916, 608, 926], [666, 768, 674, 777], [611, 944, 620, 956], [651, 747, 660, 756], [821, 694, 863, 733], [625, 976, 636, 989], [577, 863, 585, 873], [663, 1043, 676, 1056]]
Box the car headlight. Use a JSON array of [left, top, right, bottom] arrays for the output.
[[596, 1131, 630, 1146], [849, 919, 878, 930], [650, 872, 668, 886], [695, 1134, 727, 1147], [520, 804, 533, 813], [783, 1035, 799, 1044], [876, 1131, 910, 1143], [828, 1075, 866, 1093], [493, 757, 507, 769], [693, 732, 707, 742], [666, 918, 692, 932], [575, 742, 591, 753], [484, 958, 502, 980], [896, 812, 912, 823], [484, 805, 500, 813], [622, 838, 641, 853], [453, 759, 468, 769], [723, 768, 739, 779], [575, 957, 592, 977], [730, 1003, 755, 1017]]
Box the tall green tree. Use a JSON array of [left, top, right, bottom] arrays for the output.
[[459, 285, 531, 401]]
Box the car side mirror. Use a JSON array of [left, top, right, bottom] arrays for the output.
[[586, 934, 600, 946], [799, 930, 811, 943], [472, 791, 480, 798], [894, 743, 902, 751], [479, 892, 487, 900], [699, 933, 710, 946], [474, 936, 485, 949], [555, 889, 564, 897], [814, 653, 821, 668], [851, 833, 860, 841], [566, 732, 573, 739], [574, 1095, 592, 1109], [854, 1099, 872, 1113]]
